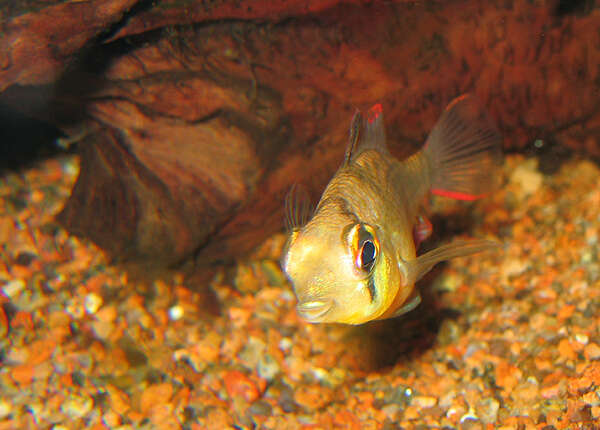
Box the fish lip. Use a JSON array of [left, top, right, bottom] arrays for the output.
[[296, 299, 334, 322]]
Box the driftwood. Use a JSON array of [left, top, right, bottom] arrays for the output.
[[0, 0, 599, 266]]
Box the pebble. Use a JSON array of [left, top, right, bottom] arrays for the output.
[[140, 384, 173, 414], [65, 299, 85, 319], [278, 337, 293, 351], [91, 320, 114, 340], [584, 343, 600, 360], [411, 395, 437, 408], [0, 307, 8, 338], [558, 338, 577, 361], [581, 390, 600, 407], [168, 304, 184, 321], [437, 319, 462, 346], [575, 333, 589, 345], [310, 367, 330, 383], [248, 400, 273, 416], [257, 354, 280, 381], [381, 403, 400, 419], [61, 395, 93, 419], [0, 399, 11, 419], [269, 381, 295, 411], [476, 398, 500, 423], [223, 371, 259, 402], [95, 305, 117, 323], [460, 415, 483, 430], [84, 293, 103, 314], [102, 410, 121, 427], [294, 384, 334, 411], [239, 336, 266, 369], [2, 279, 25, 298], [6, 154, 600, 429], [541, 383, 562, 399], [233, 264, 261, 293], [501, 258, 528, 278], [510, 159, 543, 197]]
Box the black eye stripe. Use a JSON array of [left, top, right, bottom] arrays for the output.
[[366, 275, 376, 302]]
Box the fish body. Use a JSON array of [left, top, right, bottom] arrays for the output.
[[282, 95, 502, 325]]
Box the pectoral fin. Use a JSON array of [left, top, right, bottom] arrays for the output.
[[400, 239, 500, 284], [413, 214, 433, 248], [390, 290, 422, 318]]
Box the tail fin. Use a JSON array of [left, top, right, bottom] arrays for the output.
[[424, 95, 503, 200]]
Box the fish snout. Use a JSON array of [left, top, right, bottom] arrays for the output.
[[296, 298, 334, 322]]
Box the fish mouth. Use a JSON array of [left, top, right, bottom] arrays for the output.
[[297, 299, 334, 322]]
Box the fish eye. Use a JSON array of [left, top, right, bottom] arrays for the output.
[[358, 239, 377, 272], [347, 224, 379, 273]]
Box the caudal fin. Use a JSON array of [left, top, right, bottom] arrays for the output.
[[424, 95, 503, 200]]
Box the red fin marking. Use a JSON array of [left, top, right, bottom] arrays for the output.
[[431, 188, 488, 201], [367, 103, 383, 124], [444, 94, 470, 112]]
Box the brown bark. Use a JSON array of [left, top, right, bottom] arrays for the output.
[[1, 0, 599, 266]]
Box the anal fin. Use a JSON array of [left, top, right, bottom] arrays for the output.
[[390, 290, 422, 318]]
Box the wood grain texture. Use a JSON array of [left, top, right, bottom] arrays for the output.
[[1, 0, 599, 265]]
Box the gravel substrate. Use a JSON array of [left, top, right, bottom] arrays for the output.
[[0, 154, 599, 429]]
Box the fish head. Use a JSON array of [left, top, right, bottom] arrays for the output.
[[282, 211, 402, 325]]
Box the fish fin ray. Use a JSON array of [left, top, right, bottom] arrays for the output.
[[402, 239, 501, 284], [344, 104, 389, 165], [413, 214, 433, 248], [284, 183, 312, 231], [424, 94, 503, 200]]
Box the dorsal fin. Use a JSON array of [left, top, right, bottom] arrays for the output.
[[343, 103, 390, 166]]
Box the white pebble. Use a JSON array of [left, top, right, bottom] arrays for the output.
[[311, 367, 329, 382], [279, 337, 293, 351], [168, 305, 184, 321], [460, 411, 480, 423], [84, 293, 103, 314], [61, 158, 80, 176], [575, 333, 589, 345], [0, 399, 11, 419], [510, 159, 543, 196], [2, 279, 25, 298]]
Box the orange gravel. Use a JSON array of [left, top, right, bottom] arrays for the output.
[[0, 154, 599, 429]]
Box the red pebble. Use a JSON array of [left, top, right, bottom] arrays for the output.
[[223, 370, 259, 402]]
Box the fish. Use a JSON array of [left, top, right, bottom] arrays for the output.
[[281, 94, 502, 325]]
